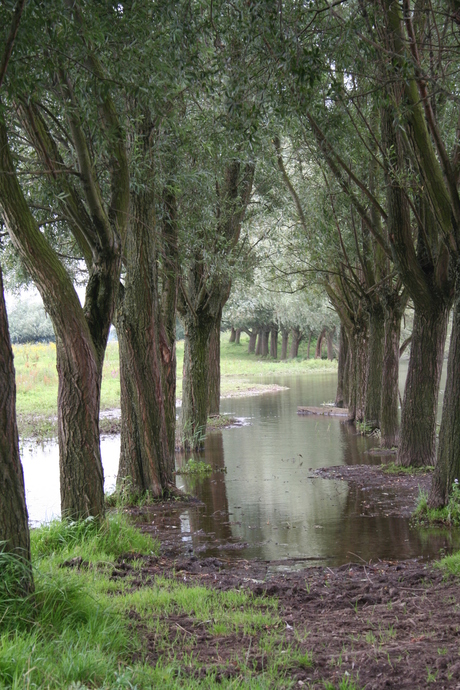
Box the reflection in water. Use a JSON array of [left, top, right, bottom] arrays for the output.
[[22, 369, 459, 566]]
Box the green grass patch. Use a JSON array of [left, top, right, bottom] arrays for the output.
[[437, 550, 460, 576], [0, 514, 317, 688], [414, 481, 460, 527], [31, 512, 158, 564]]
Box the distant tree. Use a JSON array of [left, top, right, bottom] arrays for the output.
[[7, 300, 55, 344]]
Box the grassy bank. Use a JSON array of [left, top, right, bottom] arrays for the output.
[[13, 333, 337, 440], [0, 515, 314, 689]]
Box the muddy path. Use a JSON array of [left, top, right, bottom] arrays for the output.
[[114, 466, 460, 689]]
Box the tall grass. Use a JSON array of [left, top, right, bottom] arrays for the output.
[[32, 512, 158, 562], [0, 513, 158, 689]]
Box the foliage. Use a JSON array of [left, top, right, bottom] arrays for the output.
[[175, 459, 212, 476], [6, 299, 55, 344]]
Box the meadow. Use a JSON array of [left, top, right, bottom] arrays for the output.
[[13, 333, 336, 439]]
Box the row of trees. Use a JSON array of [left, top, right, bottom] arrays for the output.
[[224, 290, 338, 359], [2, 0, 460, 592], [265, 0, 460, 512]]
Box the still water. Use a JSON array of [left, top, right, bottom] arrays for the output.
[[22, 366, 459, 567]]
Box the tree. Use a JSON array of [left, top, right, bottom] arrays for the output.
[[0, 1, 129, 518], [0, 262, 32, 591]]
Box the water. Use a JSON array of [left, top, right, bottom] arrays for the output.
[[22, 367, 460, 567]]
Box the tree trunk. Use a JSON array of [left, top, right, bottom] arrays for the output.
[[335, 325, 348, 408], [307, 331, 312, 359], [347, 321, 368, 423], [0, 264, 33, 590], [380, 297, 404, 448], [160, 181, 179, 467], [56, 334, 106, 518], [235, 328, 241, 344], [248, 330, 257, 353], [430, 286, 460, 507], [229, 327, 236, 342], [270, 325, 278, 359], [181, 313, 214, 450], [327, 326, 336, 360], [280, 329, 289, 360], [255, 328, 263, 356], [397, 306, 449, 467], [115, 182, 176, 498], [364, 302, 385, 428], [261, 326, 270, 357], [208, 316, 221, 415], [315, 327, 327, 358], [290, 327, 303, 358]]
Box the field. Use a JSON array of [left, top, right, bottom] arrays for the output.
[[12, 333, 336, 439]]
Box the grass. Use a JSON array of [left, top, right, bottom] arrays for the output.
[[0, 513, 316, 689], [382, 462, 434, 476], [13, 332, 337, 440], [414, 480, 460, 528]]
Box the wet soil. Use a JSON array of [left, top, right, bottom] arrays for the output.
[[312, 463, 433, 518], [113, 465, 460, 689]]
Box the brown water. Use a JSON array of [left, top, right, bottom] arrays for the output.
[[23, 365, 460, 567]]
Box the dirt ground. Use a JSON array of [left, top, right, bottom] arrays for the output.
[[116, 467, 460, 689]]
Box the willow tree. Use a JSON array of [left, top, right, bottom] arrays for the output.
[[0, 1, 129, 518], [178, 158, 254, 448], [375, 0, 460, 500], [101, 0, 190, 499]]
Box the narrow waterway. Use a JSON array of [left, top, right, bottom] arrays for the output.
[[22, 365, 460, 567]]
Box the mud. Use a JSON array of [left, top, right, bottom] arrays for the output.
[[112, 464, 460, 688]]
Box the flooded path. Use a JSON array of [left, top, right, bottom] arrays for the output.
[[23, 367, 460, 568]]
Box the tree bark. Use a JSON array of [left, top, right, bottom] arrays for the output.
[[116, 216, 167, 497], [116, 173, 178, 495], [335, 325, 348, 408], [248, 329, 257, 353], [397, 306, 449, 467], [229, 327, 236, 342], [307, 331, 312, 359], [261, 326, 270, 357], [208, 315, 221, 415], [255, 328, 263, 356], [0, 264, 32, 591], [181, 311, 214, 450], [290, 327, 303, 358], [280, 328, 289, 360], [327, 326, 336, 360], [430, 285, 460, 506], [347, 320, 368, 423], [178, 160, 253, 446], [235, 328, 241, 344], [364, 302, 385, 428], [380, 294, 405, 448], [315, 327, 327, 358], [270, 325, 278, 359]]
